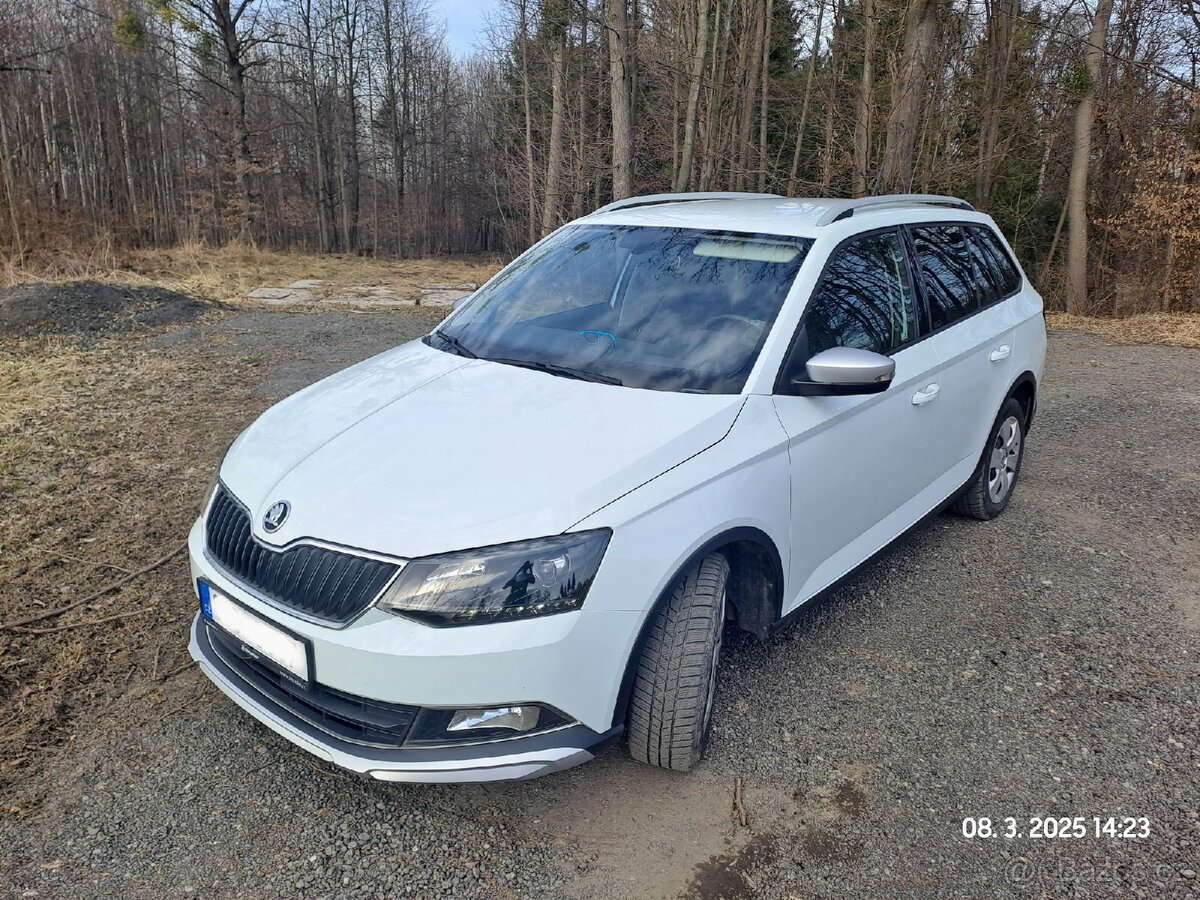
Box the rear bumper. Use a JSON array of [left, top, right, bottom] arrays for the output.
[[189, 614, 621, 782]]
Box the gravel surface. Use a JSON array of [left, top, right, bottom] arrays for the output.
[[2, 316, 1197, 899]]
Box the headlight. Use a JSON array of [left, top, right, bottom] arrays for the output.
[[377, 530, 611, 627]]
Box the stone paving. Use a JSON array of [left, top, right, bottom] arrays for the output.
[[246, 279, 476, 308]]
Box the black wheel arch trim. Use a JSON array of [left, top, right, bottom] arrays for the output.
[[609, 526, 784, 728], [1008, 370, 1038, 433]]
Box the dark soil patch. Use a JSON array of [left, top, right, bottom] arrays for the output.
[[0, 281, 213, 339], [687, 834, 777, 899]]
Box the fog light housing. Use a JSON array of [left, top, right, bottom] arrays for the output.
[[449, 706, 539, 733], [405, 704, 570, 746]]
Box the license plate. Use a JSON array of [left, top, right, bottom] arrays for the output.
[[199, 581, 311, 684]]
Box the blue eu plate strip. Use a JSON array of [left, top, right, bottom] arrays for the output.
[[198, 581, 213, 619]]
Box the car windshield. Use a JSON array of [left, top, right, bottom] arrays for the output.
[[431, 224, 813, 393]]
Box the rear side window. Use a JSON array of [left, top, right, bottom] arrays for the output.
[[970, 226, 1021, 297], [800, 230, 919, 359], [908, 225, 979, 330]]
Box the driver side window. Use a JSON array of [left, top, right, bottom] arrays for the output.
[[802, 230, 918, 360]]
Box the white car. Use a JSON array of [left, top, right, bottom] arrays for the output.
[[188, 193, 1046, 783]]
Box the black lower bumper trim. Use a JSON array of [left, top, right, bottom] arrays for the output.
[[204, 621, 419, 746], [192, 614, 621, 765]]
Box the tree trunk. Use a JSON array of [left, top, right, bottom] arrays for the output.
[[756, 0, 774, 191], [301, 0, 333, 252], [734, 2, 766, 190], [115, 76, 141, 233], [674, 0, 709, 192], [1065, 0, 1114, 314], [340, 0, 362, 253], [787, 0, 824, 195], [381, 0, 404, 255], [574, 9, 589, 218], [519, 0, 537, 244], [0, 113, 23, 260], [700, 0, 728, 190], [209, 0, 256, 241], [852, 0, 875, 196], [975, 0, 1017, 203], [819, 0, 845, 192], [608, 0, 635, 199], [541, 34, 567, 234], [879, 0, 938, 192]]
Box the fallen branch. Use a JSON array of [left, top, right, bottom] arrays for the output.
[[0, 542, 186, 632], [48, 552, 134, 575], [733, 776, 749, 827], [11, 607, 154, 635], [125, 661, 197, 705], [156, 660, 194, 681]]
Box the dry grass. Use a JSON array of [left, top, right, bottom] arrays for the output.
[[0, 332, 254, 792], [0, 274, 457, 801], [0, 232, 122, 286], [2, 241, 507, 303], [0, 340, 92, 433], [1046, 312, 1200, 349], [0, 340, 94, 499]]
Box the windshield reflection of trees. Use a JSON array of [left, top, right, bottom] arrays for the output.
[[448, 225, 811, 393]]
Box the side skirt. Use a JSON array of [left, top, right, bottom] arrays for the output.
[[766, 481, 969, 637]]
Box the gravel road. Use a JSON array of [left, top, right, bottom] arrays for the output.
[[2, 311, 1197, 899]]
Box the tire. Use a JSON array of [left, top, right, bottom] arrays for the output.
[[627, 553, 729, 772], [952, 397, 1027, 520]]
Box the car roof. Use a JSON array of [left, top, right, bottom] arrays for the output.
[[580, 193, 993, 239]]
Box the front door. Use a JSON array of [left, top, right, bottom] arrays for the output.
[[772, 228, 948, 612]]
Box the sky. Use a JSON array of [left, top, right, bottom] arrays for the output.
[[430, 0, 503, 58]]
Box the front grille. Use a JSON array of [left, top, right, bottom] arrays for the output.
[[205, 623, 419, 746], [205, 485, 400, 625]]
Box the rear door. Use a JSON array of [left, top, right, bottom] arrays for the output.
[[772, 228, 947, 609], [905, 223, 1020, 486]]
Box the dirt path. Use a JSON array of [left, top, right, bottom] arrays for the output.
[[1, 308, 1197, 899]]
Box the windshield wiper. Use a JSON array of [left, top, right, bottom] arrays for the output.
[[485, 357, 623, 386], [433, 329, 477, 359]]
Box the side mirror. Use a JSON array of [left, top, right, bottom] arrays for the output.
[[787, 347, 895, 396], [442, 293, 473, 324]]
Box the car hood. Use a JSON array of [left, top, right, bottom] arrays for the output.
[[219, 340, 745, 558]]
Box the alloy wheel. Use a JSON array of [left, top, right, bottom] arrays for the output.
[[987, 415, 1022, 503]]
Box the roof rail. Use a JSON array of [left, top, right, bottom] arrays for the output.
[[816, 194, 974, 226], [593, 191, 783, 216]]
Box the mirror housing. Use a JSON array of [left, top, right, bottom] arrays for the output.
[[785, 347, 895, 396], [441, 293, 474, 324]]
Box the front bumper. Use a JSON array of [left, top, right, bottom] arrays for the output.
[[186, 518, 641, 733], [189, 614, 620, 782]]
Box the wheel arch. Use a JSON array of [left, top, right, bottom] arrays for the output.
[[1008, 370, 1038, 432], [609, 526, 784, 728]]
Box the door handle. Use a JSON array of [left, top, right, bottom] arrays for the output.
[[911, 383, 940, 406], [989, 345, 1012, 362]]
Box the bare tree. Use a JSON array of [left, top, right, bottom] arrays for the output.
[[173, 0, 269, 240], [879, 0, 940, 192], [1065, 0, 1115, 313], [540, 0, 568, 233], [1, 0, 1196, 313], [608, 0, 635, 198], [787, 0, 823, 196], [851, 0, 875, 196]]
